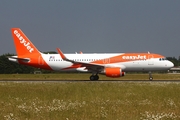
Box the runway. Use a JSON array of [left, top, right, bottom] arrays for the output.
[[0, 79, 180, 83]]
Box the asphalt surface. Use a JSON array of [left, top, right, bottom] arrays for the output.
[[0, 80, 180, 83]]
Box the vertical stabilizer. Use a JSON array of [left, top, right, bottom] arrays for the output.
[[11, 28, 40, 57], [10, 28, 52, 70]]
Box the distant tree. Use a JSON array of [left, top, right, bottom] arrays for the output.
[[0, 54, 35, 74], [43, 51, 57, 54], [166, 57, 179, 67]]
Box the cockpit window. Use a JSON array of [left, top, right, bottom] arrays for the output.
[[159, 58, 166, 61]]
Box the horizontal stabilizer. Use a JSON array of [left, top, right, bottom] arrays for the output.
[[7, 56, 30, 62]]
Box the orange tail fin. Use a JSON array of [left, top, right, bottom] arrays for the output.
[[11, 28, 40, 57]]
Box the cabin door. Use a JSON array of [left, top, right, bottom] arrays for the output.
[[148, 55, 154, 65]]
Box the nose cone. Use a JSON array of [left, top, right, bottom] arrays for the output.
[[168, 61, 174, 68]]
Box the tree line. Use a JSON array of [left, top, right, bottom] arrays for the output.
[[0, 53, 56, 74], [0, 53, 179, 74]]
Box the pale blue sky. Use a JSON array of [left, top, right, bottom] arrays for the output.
[[1, 0, 180, 57]]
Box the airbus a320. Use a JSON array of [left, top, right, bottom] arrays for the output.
[[8, 28, 174, 80]]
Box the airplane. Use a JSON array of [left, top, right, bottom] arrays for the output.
[[8, 28, 174, 81]]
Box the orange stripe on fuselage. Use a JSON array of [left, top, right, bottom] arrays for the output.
[[61, 53, 164, 70], [91, 53, 164, 64]]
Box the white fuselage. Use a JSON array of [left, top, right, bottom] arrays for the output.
[[40, 53, 173, 72]]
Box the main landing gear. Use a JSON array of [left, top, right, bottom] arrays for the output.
[[90, 74, 99, 81], [149, 71, 153, 81]]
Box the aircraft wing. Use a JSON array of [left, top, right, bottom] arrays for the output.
[[56, 48, 104, 72]]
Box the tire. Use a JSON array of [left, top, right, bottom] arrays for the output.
[[90, 75, 95, 81], [149, 77, 153, 81], [90, 75, 99, 81]]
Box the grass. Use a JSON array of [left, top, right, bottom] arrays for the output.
[[0, 73, 180, 119], [0, 81, 180, 119]]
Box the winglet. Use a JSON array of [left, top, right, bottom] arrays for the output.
[[56, 48, 75, 63], [56, 48, 67, 60]]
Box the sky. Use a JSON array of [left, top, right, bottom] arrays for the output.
[[1, 0, 180, 57]]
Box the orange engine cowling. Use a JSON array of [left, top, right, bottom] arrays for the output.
[[104, 67, 125, 78]]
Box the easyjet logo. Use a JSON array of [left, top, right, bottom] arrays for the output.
[[122, 55, 146, 60], [14, 30, 34, 53]]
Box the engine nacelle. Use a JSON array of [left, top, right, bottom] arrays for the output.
[[103, 67, 125, 78]]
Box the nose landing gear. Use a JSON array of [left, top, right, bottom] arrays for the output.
[[149, 71, 153, 81]]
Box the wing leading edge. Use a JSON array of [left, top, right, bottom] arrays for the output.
[[56, 48, 104, 72]]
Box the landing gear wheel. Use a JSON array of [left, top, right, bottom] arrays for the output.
[[94, 75, 99, 80], [149, 71, 153, 81], [90, 75, 99, 81], [149, 77, 153, 81], [90, 75, 95, 81]]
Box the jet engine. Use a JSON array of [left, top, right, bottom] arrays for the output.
[[103, 67, 125, 78]]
